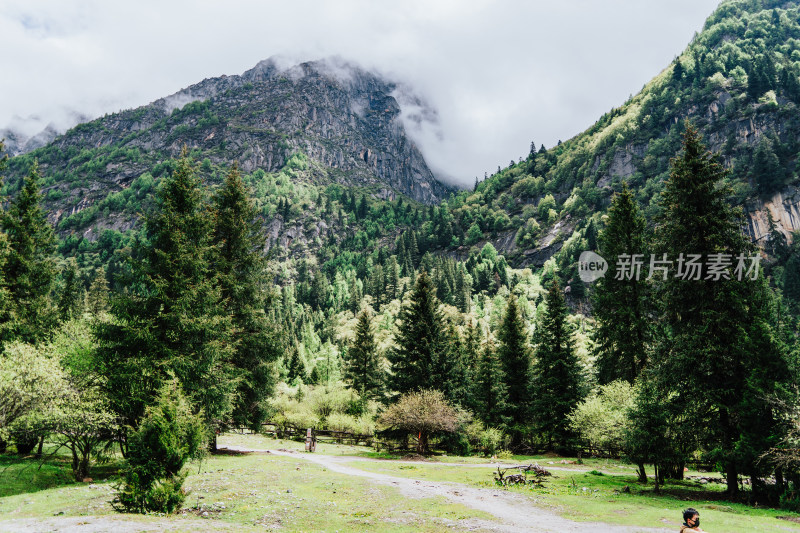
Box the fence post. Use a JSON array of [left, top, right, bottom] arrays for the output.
[[305, 428, 316, 452]]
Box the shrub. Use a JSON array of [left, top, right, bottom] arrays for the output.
[[114, 379, 206, 514], [378, 389, 459, 455], [568, 380, 634, 455]]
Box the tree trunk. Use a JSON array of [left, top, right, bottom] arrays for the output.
[[653, 464, 660, 494], [418, 431, 429, 455], [776, 467, 784, 495], [71, 447, 80, 481], [637, 462, 647, 484], [35, 435, 44, 458], [726, 460, 739, 498]]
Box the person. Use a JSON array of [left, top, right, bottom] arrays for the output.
[[680, 508, 704, 532]]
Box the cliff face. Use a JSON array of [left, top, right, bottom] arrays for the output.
[[454, 0, 800, 271], [2, 57, 452, 237]]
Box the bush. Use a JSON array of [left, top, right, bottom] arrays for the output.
[[378, 389, 459, 455], [114, 379, 206, 514]]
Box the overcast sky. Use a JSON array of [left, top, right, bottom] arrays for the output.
[[1, 0, 721, 186]]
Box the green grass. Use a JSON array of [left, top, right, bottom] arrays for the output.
[[0, 443, 123, 498], [347, 459, 800, 532], [3, 433, 800, 532], [0, 438, 495, 532]]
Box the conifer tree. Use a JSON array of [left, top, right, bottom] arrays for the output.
[[474, 340, 508, 427], [652, 124, 787, 496], [57, 257, 83, 321], [286, 346, 306, 384], [385, 256, 399, 301], [213, 164, 281, 430], [1, 161, 57, 344], [592, 184, 651, 384], [496, 294, 531, 430], [95, 150, 235, 439], [85, 267, 110, 315], [345, 310, 383, 400], [388, 272, 450, 397], [348, 275, 362, 314], [531, 280, 584, 451]]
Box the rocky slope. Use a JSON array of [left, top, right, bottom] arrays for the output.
[[451, 0, 800, 274], [2, 57, 452, 238]]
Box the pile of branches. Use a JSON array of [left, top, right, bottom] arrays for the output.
[[494, 464, 552, 487]]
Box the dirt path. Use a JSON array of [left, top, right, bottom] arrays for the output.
[[223, 445, 673, 533], [329, 455, 620, 474]]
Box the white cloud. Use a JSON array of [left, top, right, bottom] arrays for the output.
[[0, 0, 720, 186]]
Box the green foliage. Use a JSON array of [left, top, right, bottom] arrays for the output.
[[0, 341, 66, 442], [0, 161, 57, 344], [592, 184, 651, 384], [568, 380, 634, 454], [651, 125, 787, 496], [377, 389, 460, 455], [531, 280, 584, 451], [213, 164, 281, 430], [95, 151, 236, 434], [473, 340, 508, 427], [344, 310, 384, 401], [115, 379, 206, 514], [388, 272, 458, 401], [496, 294, 530, 431]]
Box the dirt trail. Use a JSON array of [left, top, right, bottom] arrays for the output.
[[223, 445, 673, 533]]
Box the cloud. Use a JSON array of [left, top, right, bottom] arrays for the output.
[[0, 0, 720, 187]]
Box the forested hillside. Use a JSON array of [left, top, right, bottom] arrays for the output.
[[4, 0, 800, 517]]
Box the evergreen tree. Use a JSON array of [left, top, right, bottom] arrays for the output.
[[531, 280, 584, 451], [357, 195, 368, 219], [213, 164, 281, 430], [95, 151, 236, 439], [57, 257, 83, 321], [385, 256, 399, 301], [286, 346, 306, 384], [345, 310, 383, 400], [474, 339, 508, 427], [592, 184, 651, 384], [388, 272, 450, 397], [85, 267, 110, 315], [752, 137, 783, 195], [496, 294, 531, 430], [652, 124, 787, 496], [348, 275, 362, 314], [1, 161, 57, 344]]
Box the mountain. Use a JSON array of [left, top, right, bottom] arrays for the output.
[[442, 0, 800, 278], [1, 57, 453, 242], [0, 124, 63, 157]]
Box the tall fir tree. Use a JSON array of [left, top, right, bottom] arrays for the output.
[[57, 257, 83, 321], [530, 280, 584, 451], [85, 267, 110, 315], [473, 339, 509, 427], [1, 161, 57, 344], [345, 310, 384, 400], [496, 294, 531, 431], [388, 272, 452, 399], [652, 123, 787, 496], [592, 183, 651, 384], [95, 150, 236, 442], [213, 164, 281, 430]]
